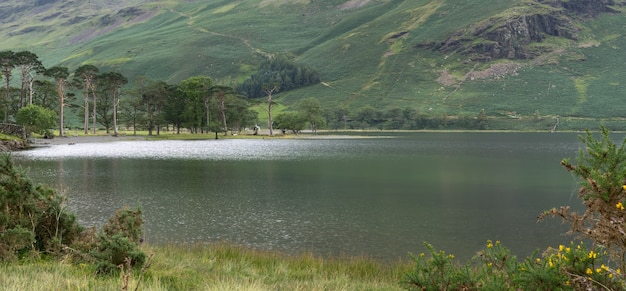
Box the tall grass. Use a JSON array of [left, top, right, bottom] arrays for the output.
[[0, 243, 411, 290]]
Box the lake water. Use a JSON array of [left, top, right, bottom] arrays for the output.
[[13, 132, 593, 261]]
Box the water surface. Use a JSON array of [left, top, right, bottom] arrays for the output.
[[14, 132, 588, 261]]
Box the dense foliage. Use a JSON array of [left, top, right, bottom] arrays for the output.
[[16, 104, 56, 137], [0, 153, 82, 260], [0, 153, 145, 274], [237, 55, 320, 99]]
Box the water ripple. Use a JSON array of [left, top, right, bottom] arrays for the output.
[[16, 139, 360, 161]]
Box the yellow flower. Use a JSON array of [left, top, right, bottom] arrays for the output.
[[589, 251, 597, 259], [623, 185, 626, 191], [549, 259, 554, 268], [596, 268, 602, 273], [448, 254, 455, 259], [419, 253, 425, 257], [609, 273, 614, 279], [565, 247, 571, 253], [586, 268, 593, 275], [617, 202, 625, 210], [487, 262, 493, 268], [559, 245, 565, 252], [565, 281, 570, 286], [487, 240, 493, 249], [618, 268, 622, 274], [601, 264, 609, 271]]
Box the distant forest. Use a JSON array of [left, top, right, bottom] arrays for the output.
[[1, 50, 496, 138]]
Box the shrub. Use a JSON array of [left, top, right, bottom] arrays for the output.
[[539, 127, 626, 270], [0, 153, 83, 260], [91, 207, 146, 274], [403, 242, 474, 290], [16, 104, 57, 137], [402, 240, 626, 290], [0, 153, 146, 275]]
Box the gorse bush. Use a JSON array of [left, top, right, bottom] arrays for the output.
[[0, 153, 145, 274], [539, 127, 626, 270], [0, 153, 82, 260], [403, 240, 626, 290], [92, 207, 145, 274]]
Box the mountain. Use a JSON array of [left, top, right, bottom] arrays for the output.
[[1, 0, 626, 130]]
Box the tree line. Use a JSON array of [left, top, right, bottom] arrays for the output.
[[0, 50, 263, 137], [0, 50, 488, 137], [274, 102, 488, 133]]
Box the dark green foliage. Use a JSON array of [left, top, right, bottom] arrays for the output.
[[238, 56, 320, 99], [0, 153, 146, 275], [403, 240, 626, 290], [275, 97, 325, 133], [0, 226, 33, 261], [16, 104, 57, 137], [403, 243, 474, 290], [0, 153, 83, 260], [103, 207, 143, 244], [274, 111, 305, 134], [92, 207, 145, 274]]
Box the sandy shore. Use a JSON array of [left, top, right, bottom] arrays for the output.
[[28, 135, 147, 146]]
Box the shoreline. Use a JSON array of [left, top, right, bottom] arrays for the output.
[[18, 128, 599, 148], [28, 134, 148, 146]]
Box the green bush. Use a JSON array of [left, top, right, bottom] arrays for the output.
[[403, 240, 626, 290], [0, 153, 146, 275], [91, 207, 146, 274], [16, 104, 57, 138], [539, 127, 626, 270], [0, 153, 83, 259]]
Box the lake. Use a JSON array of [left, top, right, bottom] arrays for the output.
[[13, 132, 592, 261]]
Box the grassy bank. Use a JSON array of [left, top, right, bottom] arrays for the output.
[[0, 243, 411, 290]]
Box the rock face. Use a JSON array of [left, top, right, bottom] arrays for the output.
[[429, 0, 622, 61], [541, 0, 620, 17]]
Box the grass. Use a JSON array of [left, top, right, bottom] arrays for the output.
[[0, 243, 411, 290], [0, 132, 23, 141]]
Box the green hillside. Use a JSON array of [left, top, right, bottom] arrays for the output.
[[1, 0, 626, 130]]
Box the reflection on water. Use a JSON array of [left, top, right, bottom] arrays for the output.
[[14, 132, 587, 261]]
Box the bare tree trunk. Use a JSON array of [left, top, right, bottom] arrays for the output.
[[265, 86, 277, 136], [113, 91, 119, 136], [3, 73, 10, 123], [28, 73, 34, 105], [204, 97, 210, 133], [83, 81, 90, 134], [90, 84, 97, 134], [57, 82, 65, 137], [268, 100, 273, 136], [19, 69, 27, 108], [219, 95, 227, 135]]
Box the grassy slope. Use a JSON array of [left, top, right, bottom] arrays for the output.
[[1, 0, 626, 128]]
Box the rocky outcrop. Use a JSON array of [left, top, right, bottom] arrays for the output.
[[540, 0, 620, 17], [426, 0, 622, 61], [0, 139, 28, 152]]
